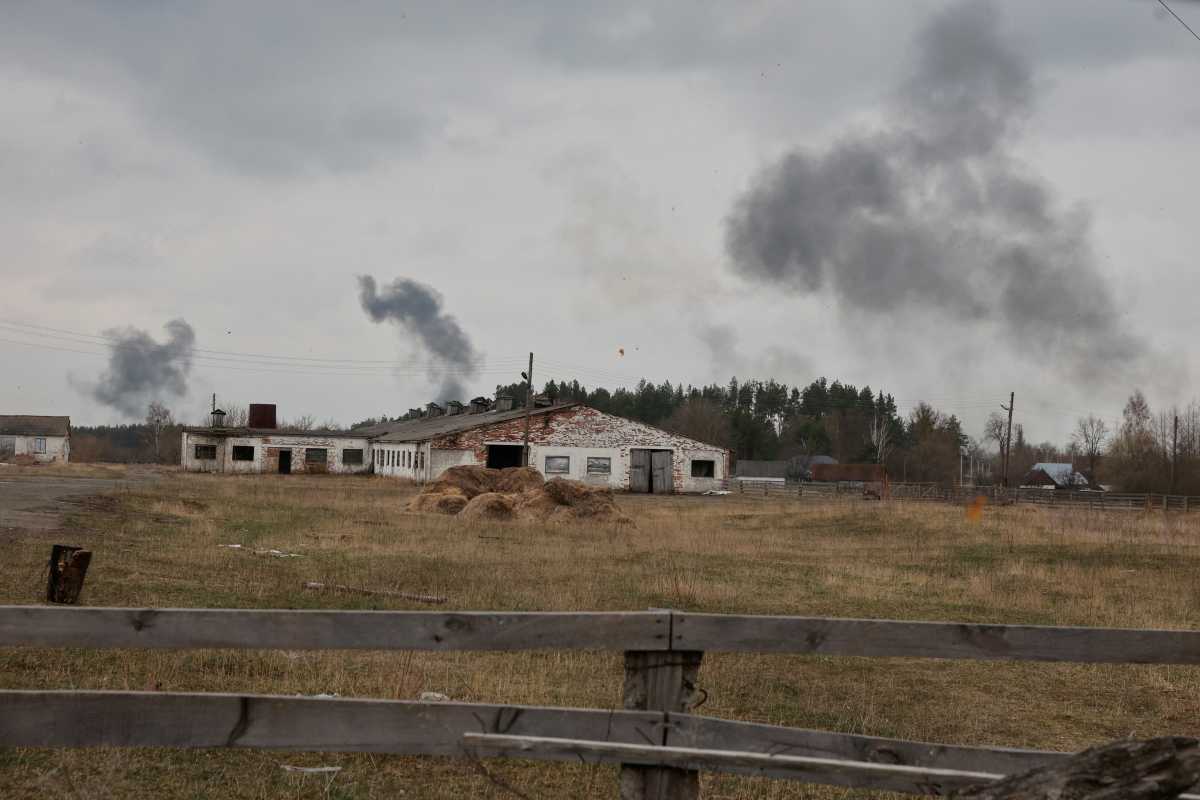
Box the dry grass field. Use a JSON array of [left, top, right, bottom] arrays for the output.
[[4, 468, 1200, 798]]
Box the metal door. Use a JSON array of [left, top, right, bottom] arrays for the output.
[[629, 449, 650, 493], [651, 450, 673, 494]]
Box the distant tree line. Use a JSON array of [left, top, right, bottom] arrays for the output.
[[69, 381, 1197, 494], [494, 376, 969, 484]]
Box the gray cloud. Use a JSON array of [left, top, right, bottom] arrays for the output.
[[726, 1, 1144, 377], [358, 275, 479, 402], [84, 319, 195, 417]]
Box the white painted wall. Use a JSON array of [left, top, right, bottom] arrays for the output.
[[181, 431, 371, 474], [373, 442, 423, 480], [6, 434, 69, 463]]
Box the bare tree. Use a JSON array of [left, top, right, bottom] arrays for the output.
[[1072, 414, 1109, 478], [287, 414, 316, 431], [144, 401, 174, 463], [868, 408, 894, 464], [224, 403, 249, 428]]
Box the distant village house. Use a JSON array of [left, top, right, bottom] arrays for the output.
[[1019, 462, 1098, 491], [0, 415, 71, 464]]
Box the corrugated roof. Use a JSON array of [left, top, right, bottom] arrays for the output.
[[0, 415, 70, 437], [372, 403, 578, 443]]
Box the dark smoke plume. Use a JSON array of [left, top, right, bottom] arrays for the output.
[[89, 319, 195, 417], [725, 1, 1141, 373], [358, 275, 479, 401]]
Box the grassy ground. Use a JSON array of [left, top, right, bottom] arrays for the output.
[[4, 472, 1200, 798]]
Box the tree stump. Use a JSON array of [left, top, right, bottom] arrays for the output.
[[46, 545, 91, 604]]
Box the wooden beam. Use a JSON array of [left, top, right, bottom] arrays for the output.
[[620, 650, 703, 799], [951, 736, 1200, 799], [463, 733, 1004, 795], [672, 613, 1200, 663], [0, 691, 663, 756], [0, 607, 670, 651]]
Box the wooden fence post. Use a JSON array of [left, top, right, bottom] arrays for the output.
[[621, 649, 704, 800]]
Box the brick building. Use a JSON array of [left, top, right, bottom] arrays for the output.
[[183, 400, 729, 493]]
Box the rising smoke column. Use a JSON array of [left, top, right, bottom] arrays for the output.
[[725, 1, 1142, 374], [89, 318, 195, 417], [357, 275, 479, 401]]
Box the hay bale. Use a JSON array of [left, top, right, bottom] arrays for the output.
[[459, 492, 517, 521], [408, 488, 469, 515], [515, 479, 633, 526], [495, 466, 544, 494], [434, 465, 500, 499]]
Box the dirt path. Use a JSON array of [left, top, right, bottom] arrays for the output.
[[0, 468, 157, 534]]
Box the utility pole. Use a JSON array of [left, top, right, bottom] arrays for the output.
[[1172, 412, 1179, 494], [1001, 392, 1014, 489], [521, 352, 534, 467]]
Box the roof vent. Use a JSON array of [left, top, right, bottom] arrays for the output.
[[469, 396, 490, 414], [210, 408, 227, 428], [446, 400, 465, 416], [533, 394, 552, 408], [496, 394, 514, 412], [426, 402, 445, 418]]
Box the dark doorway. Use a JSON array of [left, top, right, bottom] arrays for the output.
[[278, 450, 292, 475], [486, 444, 524, 469], [630, 449, 673, 493]]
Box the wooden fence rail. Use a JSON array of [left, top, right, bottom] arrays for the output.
[[727, 479, 1200, 513], [4, 606, 1200, 798], [5, 606, 1200, 663]]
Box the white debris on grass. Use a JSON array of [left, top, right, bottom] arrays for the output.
[[418, 691, 450, 702]]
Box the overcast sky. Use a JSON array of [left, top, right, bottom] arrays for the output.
[[2, 0, 1198, 444]]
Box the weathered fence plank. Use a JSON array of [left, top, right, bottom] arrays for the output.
[[0, 607, 670, 651], [464, 733, 1004, 795], [951, 736, 1200, 800], [0, 691, 663, 756], [6, 607, 1200, 663], [620, 650, 704, 799], [672, 613, 1200, 662]]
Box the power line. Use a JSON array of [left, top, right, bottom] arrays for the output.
[[1159, 0, 1200, 44], [0, 319, 527, 368]]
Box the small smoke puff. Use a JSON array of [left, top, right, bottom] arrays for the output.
[[358, 275, 479, 401], [724, 1, 1143, 379], [87, 319, 195, 418], [618, 347, 624, 357]]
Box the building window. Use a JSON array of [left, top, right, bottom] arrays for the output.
[[418, 451, 424, 470], [306, 448, 328, 465], [231, 446, 255, 461], [33, 437, 47, 454], [586, 457, 611, 475], [343, 448, 363, 465], [195, 444, 217, 460], [691, 459, 716, 478], [406, 450, 411, 468], [545, 456, 570, 474]]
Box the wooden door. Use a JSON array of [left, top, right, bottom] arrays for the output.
[[651, 450, 673, 494], [629, 449, 650, 493]]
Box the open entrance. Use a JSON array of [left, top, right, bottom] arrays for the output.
[[278, 450, 292, 475], [629, 449, 673, 494], [486, 444, 524, 469]]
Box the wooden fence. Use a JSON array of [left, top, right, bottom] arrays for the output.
[[727, 478, 1200, 513], [3, 606, 1200, 798]]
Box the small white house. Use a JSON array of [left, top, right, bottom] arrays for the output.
[[0, 415, 71, 463], [181, 427, 372, 475]]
